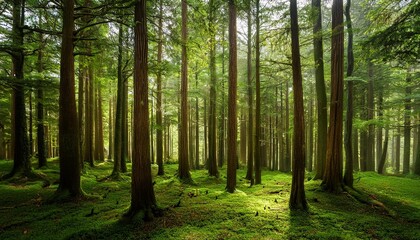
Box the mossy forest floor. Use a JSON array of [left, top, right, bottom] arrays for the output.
[[0, 159, 419, 240]]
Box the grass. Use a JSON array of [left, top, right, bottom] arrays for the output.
[[0, 159, 419, 240]]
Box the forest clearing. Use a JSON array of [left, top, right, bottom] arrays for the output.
[[1, 161, 420, 239]]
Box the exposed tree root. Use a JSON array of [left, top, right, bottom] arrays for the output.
[[1, 170, 50, 187], [121, 205, 163, 223], [343, 185, 396, 217]]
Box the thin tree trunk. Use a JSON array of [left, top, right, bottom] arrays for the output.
[[254, 0, 262, 185], [396, 126, 401, 173], [378, 127, 389, 174], [403, 71, 411, 174], [156, 0, 164, 175], [245, 0, 253, 182], [226, 0, 237, 193], [343, 0, 354, 187]]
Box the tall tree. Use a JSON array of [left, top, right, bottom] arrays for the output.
[[312, 0, 328, 180], [254, 0, 262, 185], [2, 0, 32, 179], [156, 0, 164, 176], [245, 0, 253, 182], [54, 0, 83, 199], [403, 71, 411, 174], [289, 0, 307, 210], [178, 0, 191, 181], [111, 23, 125, 178], [37, 28, 47, 168], [226, 0, 237, 193], [126, 0, 157, 219], [343, 0, 354, 187], [322, 0, 344, 193], [208, 0, 218, 177]]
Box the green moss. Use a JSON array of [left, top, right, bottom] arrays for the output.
[[0, 159, 419, 239]]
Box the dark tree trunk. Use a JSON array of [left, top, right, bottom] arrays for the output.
[[37, 28, 47, 168], [126, 0, 157, 218], [55, 0, 83, 198], [360, 90, 367, 171], [111, 23, 124, 178], [179, 0, 191, 181], [322, 0, 344, 193], [78, 60, 85, 168], [226, 0, 237, 193], [289, 0, 307, 211], [156, 0, 164, 175], [285, 81, 291, 172], [208, 0, 218, 177], [376, 91, 383, 168], [366, 62, 375, 171], [4, 0, 32, 179], [396, 127, 401, 173], [307, 87, 314, 172], [195, 74, 200, 169], [240, 113, 246, 165], [414, 109, 420, 175], [312, 0, 328, 181], [218, 26, 226, 169], [96, 83, 104, 162], [343, 0, 354, 187], [121, 78, 128, 172], [378, 128, 389, 174], [403, 73, 411, 174], [245, 0, 253, 182], [84, 64, 94, 167], [254, 0, 262, 185], [108, 94, 114, 160]]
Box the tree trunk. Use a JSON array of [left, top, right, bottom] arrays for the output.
[[121, 78, 128, 172], [343, 0, 354, 187], [289, 0, 307, 210], [226, 0, 237, 193], [37, 30, 47, 168], [378, 127, 389, 174], [245, 0, 254, 182], [322, 0, 344, 193], [376, 91, 383, 169], [254, 0, 262, 185], [195, 74, 200, 169], [414, 108, 420, 175], [403, 72, 411, 174], [156, 0, 164, 175], [108, 94, 114, 160], [396, 126, 401, 173], [111, 23, 124, 177], [307, 87, 314, 172], [96, 82, 104, 162], [366, 61, 375, 171], [127, 0, 157, 218], [5, 0, 32, 179], [312, 0, 328, 181], [179, 0, 191, 181], [55, 0, 83, 198], [84, 63, 94, 167], [285, 80, 291, 172], [240, 113, 246, 166]]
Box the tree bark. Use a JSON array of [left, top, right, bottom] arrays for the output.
[[289, 0, 307, 210], [55, 0, 83, 198], [156, 0, 164, 175], [378, 127, 389, 174], [226, 0, 237, 193], [254, 0, 262, 185], [403, 72, 411, 174], [5, 0, 32, 179], [179, 0, 191, 181], [322, 0, 344, 193], [312, 0, 328, 181], [343, 0, 354, 187], [366, 61, 375, 171], [127, 0, 157, 218], [245, 0, 253, 182]]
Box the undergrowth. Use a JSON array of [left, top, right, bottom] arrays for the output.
[[0, 159, 419, 240]]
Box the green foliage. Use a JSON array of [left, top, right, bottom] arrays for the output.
[[1, 160, 419, 239]]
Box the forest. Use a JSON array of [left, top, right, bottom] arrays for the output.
[[0, 0, 419, 239]]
